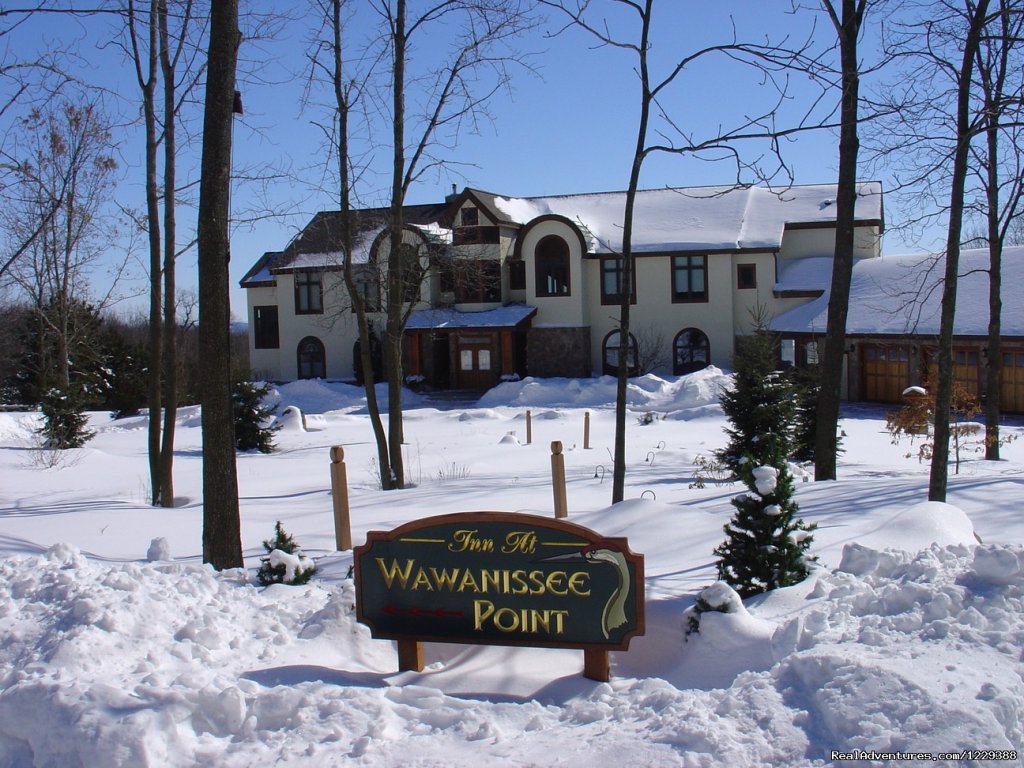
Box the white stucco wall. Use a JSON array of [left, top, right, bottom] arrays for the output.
[[778, 225, 882, 261], [520, 218, 588, 327]]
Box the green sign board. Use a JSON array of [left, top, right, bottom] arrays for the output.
[[354, 512, 645, 650]]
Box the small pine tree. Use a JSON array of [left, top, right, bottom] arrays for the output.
[[256, 521, 317, 586], [232, 379, 280, 453], [715, 328, 815, 598], [38, 386, 94, 449], [789, 365, 827, 463]]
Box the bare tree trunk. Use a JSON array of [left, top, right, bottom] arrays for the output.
[[385, 0, 408, 490], [929, 0, 990, 502], [814, 0, 865, 482], [326, 0, 393, 491], [612, 0, 654, 505], [158, 0, 178, 506], [198, 0, 242, 569], [984, 119, 1003, 460]]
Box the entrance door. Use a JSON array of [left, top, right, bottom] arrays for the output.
[[455, 335, 495, 389]]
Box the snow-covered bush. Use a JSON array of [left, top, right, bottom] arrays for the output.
[[38, 386, 94, 449], [256, 521, 316, 586]]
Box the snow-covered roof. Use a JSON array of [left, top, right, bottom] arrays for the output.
[[406, 305, 537, 330], [492, 182, 883, 254], [771, 246, 1024, 337]]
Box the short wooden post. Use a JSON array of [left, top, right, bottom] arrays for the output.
[[526, 409, 533, 445], [583, 648, 610, 682], [397, 639, 424, 672], [583, 411, 591, 450], [551, 440, 568, 519], [330, 446, 352, 551]]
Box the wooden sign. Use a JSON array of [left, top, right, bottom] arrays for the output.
[[353, 512, 645, 679]]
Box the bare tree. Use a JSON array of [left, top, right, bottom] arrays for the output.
[[812, 0, 874, 482], [926, 0, 992, 501], [124, 0, 205, 506], [968, 0, 1024, 460], [541, 0, 825, 503], [1, 100, 119, 394], [197, 0, 242, 569]]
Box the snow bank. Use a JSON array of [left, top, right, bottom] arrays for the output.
[[2, 540, 1022, 766]]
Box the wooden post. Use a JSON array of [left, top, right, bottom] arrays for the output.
[[551, 440, 568, 519], [584, 411, 591, 450], [330, 446, 352, 551], [583, 648, 610, 682], [526, 409, 532, 445], [397, 639, 424, 672]]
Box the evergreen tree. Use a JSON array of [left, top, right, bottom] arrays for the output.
[[790, 364, 827, 464], [232, 379, 280, 453], [715, 329, 815, 598], [256, 521, 316, 586], [38, 385, 94, 449]]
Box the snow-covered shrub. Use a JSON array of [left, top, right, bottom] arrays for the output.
[[684, 581, 744, 639], [256, 521, 316, 586]]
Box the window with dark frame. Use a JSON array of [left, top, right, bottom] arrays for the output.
[[461, 207, 479, 227], [535, 235, 571, 297], [253, 305, 279, 349], [600, 257, 637, 305], [737, 263, 757, 290], [354, 266, 380, 312], [294, 270, 323, 314], [673, 327, 710, 375], [671, 255, 707, 302], [456, 259, 502, 303], [508, 259, 526, 290]]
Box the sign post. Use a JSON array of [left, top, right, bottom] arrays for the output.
[[353, 512, 645, 681]]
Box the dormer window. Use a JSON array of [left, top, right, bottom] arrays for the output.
[[461, 207, 479, 227]]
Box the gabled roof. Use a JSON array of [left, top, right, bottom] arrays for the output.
[[491, 182, 884, 254], [770, 246, 1024, 338], [241, 203, 450, 287]]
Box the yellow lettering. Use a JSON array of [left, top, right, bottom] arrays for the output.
[[411, 568, 433, 591], [501, 531, 538, 554], [480, 569, 501, 593], [428, 567, 459, 590], [545, 571, 567, 596], [473, 599, 495, 630], [528, 569, 546, 595], [510, 570, 529, 595], [568, 571, 590, 596], [375, 558, 415, 589], [472, 600, 570, 636], [457, 569, 481, 593], [448, 529, 493, 553]]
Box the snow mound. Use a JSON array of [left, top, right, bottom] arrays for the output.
[[275, 405, 307, 432], [852, 501, 979, 554]]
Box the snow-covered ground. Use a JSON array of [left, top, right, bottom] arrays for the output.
[[1, 368, 1023, 767]]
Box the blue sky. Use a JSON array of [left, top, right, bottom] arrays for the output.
[[3, 2, 935, 320]]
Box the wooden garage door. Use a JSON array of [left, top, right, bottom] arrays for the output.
[[1001, 351, 1024, 414], [862, 345, 911, 403], [953, 348, 981, 398]]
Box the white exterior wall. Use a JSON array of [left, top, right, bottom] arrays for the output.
[[520, 219, 588, 327], [583, 253, 740, 374], [778, 225, 881, 262], [730, 251, 778, 336]]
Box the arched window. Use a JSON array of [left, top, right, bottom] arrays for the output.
[[535, 235, 570, 297], [673, 328, 710, 375], [297, 336, 326, 379], [602, 330, 638, 377]]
